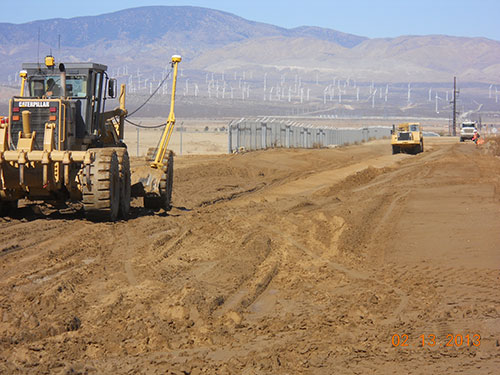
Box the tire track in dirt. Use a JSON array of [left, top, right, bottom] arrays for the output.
[[2, 138, 499, 374], [267, 226, 409, 325], [0, 221, 110, 284]]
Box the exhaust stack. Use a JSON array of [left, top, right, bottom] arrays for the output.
[[59, 63, 66, 98]]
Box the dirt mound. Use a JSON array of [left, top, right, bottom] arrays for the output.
[[482, 136, 500, 156]]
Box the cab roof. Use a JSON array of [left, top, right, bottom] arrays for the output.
[[22, 62, 108, 72]]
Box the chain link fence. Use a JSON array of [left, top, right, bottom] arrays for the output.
[[228, 118, 391, 153]]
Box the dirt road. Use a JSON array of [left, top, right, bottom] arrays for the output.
[[1, 138, 499, 374]]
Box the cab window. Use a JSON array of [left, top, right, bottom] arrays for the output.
[[28, 75, 87, 98]]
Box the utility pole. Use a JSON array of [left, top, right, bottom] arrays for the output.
[[452, 76, 459, 136]]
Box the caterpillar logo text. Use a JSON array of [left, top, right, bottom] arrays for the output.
[[18, 101, 50, 108]]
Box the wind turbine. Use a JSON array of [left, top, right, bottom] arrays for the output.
[[136, 68, 141, 89], [435, 92, 442, 113]]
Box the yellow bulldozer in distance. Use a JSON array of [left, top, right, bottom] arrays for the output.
[[0, 55, 181, 220], [391, 122, 424, 155]]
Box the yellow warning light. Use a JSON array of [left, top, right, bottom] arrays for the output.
[[45, 56, 55, 67], [19, 70, 27, 78]]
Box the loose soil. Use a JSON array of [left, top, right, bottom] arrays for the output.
[[0, 137, 499, 374]]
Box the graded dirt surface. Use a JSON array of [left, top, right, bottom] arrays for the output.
[[1, 137, 499, 374]]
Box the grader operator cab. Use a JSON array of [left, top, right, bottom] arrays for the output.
[[391, 122, 424, 155], [0, 55, 181, 220]]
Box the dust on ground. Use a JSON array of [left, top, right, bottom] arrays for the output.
[[0, 137, 499, 374]]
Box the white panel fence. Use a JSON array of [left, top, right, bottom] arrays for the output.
[[228, 118, 391, 153]]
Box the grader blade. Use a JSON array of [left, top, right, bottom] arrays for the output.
[[131, 150, 174, 211]]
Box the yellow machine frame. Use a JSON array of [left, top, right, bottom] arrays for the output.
[[391, 122, 424, 154], [151, 55, 181, 169]]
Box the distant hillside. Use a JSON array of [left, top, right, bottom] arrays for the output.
[[191, 34, 500, 82], [0, 6, 499, 84], [0, 6, 366, 57]]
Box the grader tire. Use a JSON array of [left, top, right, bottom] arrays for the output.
[[146, 147, 155, 162], [83, 148, 120, 221], [146, 147, 170, 163], [115, 148, 131, 218], [144, 150, 174, 211]]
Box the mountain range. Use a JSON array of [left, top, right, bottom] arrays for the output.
[[0, 6, 499, 84]]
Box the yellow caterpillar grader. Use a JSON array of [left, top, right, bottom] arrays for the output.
[[0, 55, 181, 220]]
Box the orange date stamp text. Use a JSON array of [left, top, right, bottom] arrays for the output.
[[391, 333, 481, 348]]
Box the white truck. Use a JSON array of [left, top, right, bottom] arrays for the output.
[[460, 121, 477, 142]]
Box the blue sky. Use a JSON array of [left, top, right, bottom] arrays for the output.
[[1, 0, 498, 40]]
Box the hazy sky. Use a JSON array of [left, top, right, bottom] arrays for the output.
[[1, 0, 498, 40]]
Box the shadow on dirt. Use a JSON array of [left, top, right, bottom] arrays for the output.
[[0, 203, 193, 223]]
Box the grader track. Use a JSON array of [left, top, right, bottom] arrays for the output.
[[0, 138, 499, 374]]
